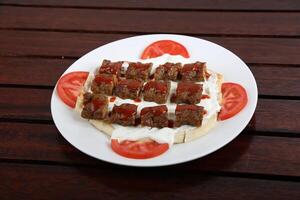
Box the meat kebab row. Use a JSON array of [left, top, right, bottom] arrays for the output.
[[80, 60, 210, 128]]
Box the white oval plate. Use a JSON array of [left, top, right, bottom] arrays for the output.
[[51, 34, 257, 167]]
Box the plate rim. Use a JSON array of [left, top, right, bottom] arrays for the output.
[[51, 33, 258, 167]]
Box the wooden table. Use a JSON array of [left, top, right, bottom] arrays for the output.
[[1, 1, 300, 199]]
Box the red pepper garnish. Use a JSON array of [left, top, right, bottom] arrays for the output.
[[131, 62, 151, 71], [94, 74, 114, 84], [181, 64, 199, 73], [114, 104, 137, 119], [99, 63, 122, 76], [118, 79, 142, 90], [201, 94, 210, 99], [92, 99, 105, 110], [177, 82, 202, 93], [144, 81, 168, 93], [176, 105, 202, 112], [141, 105, 167, 116], [134, 97, 141, 102], [110, 96, 116, 102]]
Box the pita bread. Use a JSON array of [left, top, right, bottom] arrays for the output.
[[75, 71, 223, 144]]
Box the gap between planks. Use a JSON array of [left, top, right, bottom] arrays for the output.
[[1, 55, 300, 68], [0, 158, 299, 182], [1, 27, 300, 39], [1, 3, 300, 13], [0, 118, 299, 139]]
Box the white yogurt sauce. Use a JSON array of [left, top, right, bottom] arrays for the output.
[[111, 125, 176, 147], [105, 54, 222, 146]]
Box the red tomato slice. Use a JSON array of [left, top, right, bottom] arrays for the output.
[[141, 40, 189, 59], [57, 71, 89, 108], [111, 139, 169, 159], [218, 83, 248, 121]]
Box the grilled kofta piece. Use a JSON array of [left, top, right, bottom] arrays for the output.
[[143, 80, 170, 104], [91, 74, 116, 95], [175, 105, 204, 127], [181, 62, 206, 82], [110, 103, 138, 126], [173, 82, 203, 104], [98, 59, 123, 77], [81, 93, 109, 120], [125, 62, 152, 81], [154, 62, 181, 81], [114, 79, 143, 100], [141, 105, 168, 128]]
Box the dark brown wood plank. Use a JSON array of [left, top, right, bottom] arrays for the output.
[[0, 88, 51, 121], [0, 57, 73, 86], [0, 30, 128, 58], [1, 57, 300, 97], [1, 163, 299, 200], [248, 99, 300, 133], [1, 0, 300, 11], [0, 87, 300, 133], [1, 6, 300, 36], [0, 122, 299, 177], [1, 30, 300, 65], [251, 65, 300, 97], [0, 122, 95, 164], [210, 37, 300, 65]]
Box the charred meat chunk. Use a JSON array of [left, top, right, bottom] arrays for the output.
[[98, 59, 123, 77], [141, 105, 168, 128], [114, 79, 143, 100], [91, 74, 116, 95], [173, 82, 203, 104], [143, 80, 170, 104], [81, 93, 109, 120], [110, 103, 137, 126], [154, 62, 181, 81], [181, 62, 206, 81], [125, 62, 152, 81], [175, 105, 204, 127]]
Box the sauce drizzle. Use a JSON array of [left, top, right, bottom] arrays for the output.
[[134, 97, 142, 103], [201, 94, 210, 99], [110, 96, 116, 102]]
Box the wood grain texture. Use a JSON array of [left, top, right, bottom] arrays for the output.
[[0, 122, 299, 177], [1, 163, 300, 200], [1, 30, 300, 65], [0, 57, 73, 86], [0, 88, 51, 121], [251, 66, 300, 97], [1, 57, 300, 97], [1, 6, 300, 36], [0, 1, 299, 198], [0, 0, 300, 11], [0, 30, 129, 58], [1, 0, 300, 11], [0, 122, 95, 164], [0, 87, 300, 133]]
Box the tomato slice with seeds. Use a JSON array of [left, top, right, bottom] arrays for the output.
[[57, 71, 89, 108], [218, 82, 248, 121], [141, 40, 189, 59], [111, 139, 169, 159]]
